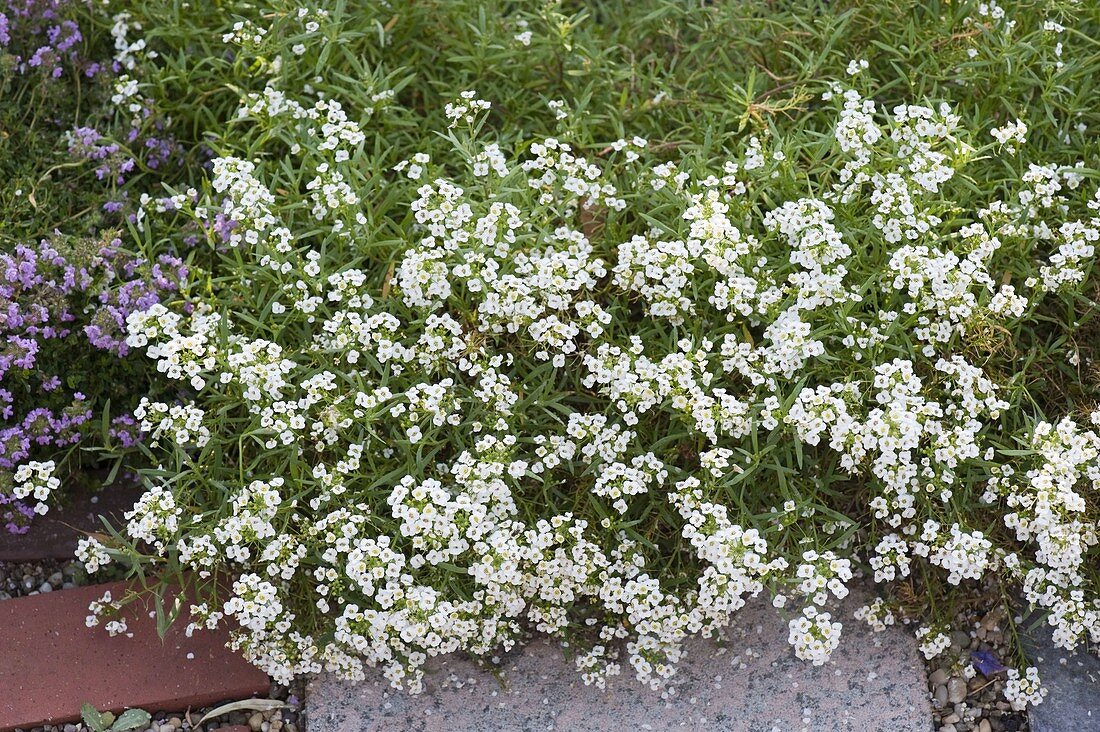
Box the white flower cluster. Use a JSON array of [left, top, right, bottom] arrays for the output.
[[222, 20, 267, 48], [125, 485, 182, 552], [787, 606, 843, 665], [613, 233, 700, 323], [76, 537, 112, 575], [110, 74, 146, 128], [1004, 667, 1046, 711], [854, 598, 896, 632], [918, 522, 994, 585], [126, 305, 220, 390], [793, 549, 853, 605], [444, 90, 492, 128], [915, 626, 951, 660], [110, 12, 155, 71], [134, 398, 210, 448], [98, 77, 1100, 707], [85, 590, 122, 630], [12, 460, 59, 515], [991, 119, 1028, 153], [993, 417, 1100, 651]]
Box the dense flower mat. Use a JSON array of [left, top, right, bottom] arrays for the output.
[[4, 0, 1100, 714]]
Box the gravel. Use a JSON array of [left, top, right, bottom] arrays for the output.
[[0, 559, 79, 600], [8, 685, 305, 732], [924, 577, 1029, 732], [0, 560, 305, 732]]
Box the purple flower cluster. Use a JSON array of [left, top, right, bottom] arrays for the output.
[[1, 491, 36, 534], [68, 126, 134, 186], [142, 128, 180, 172], [0, 237, 187, 532], [0, 0, 101, 79], [0, 241, 89, 347], [3, 1, 194, 535], [0, 393, 90, 533], [0, 397, 92, 469], [67, 125, 183, 191], [84, 240, 188, 356], [108, 413, 141, 449], [0, 13, 10, 46], [212, 212, 240, 246]]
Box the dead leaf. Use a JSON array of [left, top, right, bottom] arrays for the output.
[[196, 699, 286, 726]]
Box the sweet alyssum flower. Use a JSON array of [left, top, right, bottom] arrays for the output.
[[75, 42, 1100, 712]]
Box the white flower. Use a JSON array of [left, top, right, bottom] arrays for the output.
[[1005, 667, 1046, 710], [991, 119, 1028, 153], [788, 606, 842, 665], [916, 627, 951, 660], [12, 460, 60, 516]]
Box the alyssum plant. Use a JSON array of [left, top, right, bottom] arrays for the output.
[[68, 60, 1099, 710]]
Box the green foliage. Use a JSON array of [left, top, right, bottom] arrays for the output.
[[80, 703, 151, 732], [14, 0, 1100, 708]]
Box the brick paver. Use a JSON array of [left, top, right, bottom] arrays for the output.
[[0, 581, 269, 731]]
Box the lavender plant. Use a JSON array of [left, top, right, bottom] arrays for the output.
[[0, 0, 194, 530], [0, 234, 186, 532]]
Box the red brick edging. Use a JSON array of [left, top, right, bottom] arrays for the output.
[[0, 581, 269, 731]]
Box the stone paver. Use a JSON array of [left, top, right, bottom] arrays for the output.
[[0, 581, 269, 731], [1023, 619, 1100, 731], [307, 592, 932, 732]]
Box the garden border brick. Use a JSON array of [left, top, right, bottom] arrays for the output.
[[0, 581, 268, 731]]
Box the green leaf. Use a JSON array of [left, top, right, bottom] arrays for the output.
[[110, 709, 152, 732], [80, 703, 109, 732]]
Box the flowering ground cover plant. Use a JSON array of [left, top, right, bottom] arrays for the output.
[[0, 233, 187, 531], [0, 0, 194, 532], [6, 0, 1100, 719]]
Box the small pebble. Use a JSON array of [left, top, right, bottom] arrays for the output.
[[948, 677, 968, 704]]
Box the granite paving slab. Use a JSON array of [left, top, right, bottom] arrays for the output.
[[1023, 617, 1100, 731], [0, 580, 269, 731], [307, 591, 932, 732]]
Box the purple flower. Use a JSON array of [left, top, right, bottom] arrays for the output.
[[0, 0, 97, 79], [0, 233, 188, 531], [213, 213, 239, 244], [109, 414, 142, 448], [971, 649, 1007, 677]]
